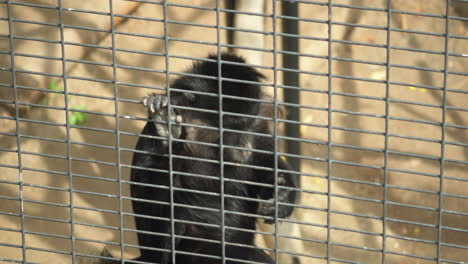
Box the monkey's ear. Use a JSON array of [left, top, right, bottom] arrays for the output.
[[259, 93, 287, 119], [277, 104, 287, 119]]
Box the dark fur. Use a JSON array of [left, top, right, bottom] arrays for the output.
[[130, 54, 299, 263]]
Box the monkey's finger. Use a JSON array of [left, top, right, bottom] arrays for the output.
[[153, 95, 164, 112], [172, 126, 182, 138], [257, 198, 275, 215], [161, 96, 168, 108], [142, 96, 149, 107], [277, 175, 286, 185], [144, 95, 156, 113], [149, 96, 156, 113]]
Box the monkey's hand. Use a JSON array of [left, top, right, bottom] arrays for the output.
[[257, 174, 295, 224], [142, 94, 183, 141]]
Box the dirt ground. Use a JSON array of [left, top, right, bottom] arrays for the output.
[[0, 0, 466, 263]]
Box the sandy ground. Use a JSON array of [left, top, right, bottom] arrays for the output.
[[0, 0, 466, 263]]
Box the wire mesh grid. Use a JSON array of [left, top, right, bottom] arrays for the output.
[[0, 0, 467, 263]]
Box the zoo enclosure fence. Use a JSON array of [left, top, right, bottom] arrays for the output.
[[0, 0, 467, 264]]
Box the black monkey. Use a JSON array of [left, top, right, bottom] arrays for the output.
[[130, 53, 299, 264]]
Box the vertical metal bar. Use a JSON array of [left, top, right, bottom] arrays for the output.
[[382, 1, 392, 263], [280, 2, 299, 261], [225, 0, 235, 53], [272, 1, 280, 263], [326, 0, 333, 263], [437, 0, 451, 262], [6, 1, 27, 262], [108, 0, 125, 262], [281, 0, 301, 173], [57, 0, 75, 262], [215, 1, 226, 263], [162, 0, 176, 262]]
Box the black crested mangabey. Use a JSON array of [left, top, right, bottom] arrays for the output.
[[130, 53, 299, 264]]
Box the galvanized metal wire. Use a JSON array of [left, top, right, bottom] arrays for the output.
[[0, 0, 467, 263]]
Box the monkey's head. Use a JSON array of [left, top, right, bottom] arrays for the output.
[[172, 53, 264, 125]]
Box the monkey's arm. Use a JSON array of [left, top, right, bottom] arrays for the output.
[[254, 154, 299, 224], [130, 94, 184, 263]]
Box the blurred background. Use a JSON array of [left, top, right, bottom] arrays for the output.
[[0, 0, 466, 263]]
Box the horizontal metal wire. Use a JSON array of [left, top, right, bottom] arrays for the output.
[[4, 0, 466, 23]]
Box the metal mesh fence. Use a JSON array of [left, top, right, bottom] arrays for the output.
[[0, 0, 467, 263]]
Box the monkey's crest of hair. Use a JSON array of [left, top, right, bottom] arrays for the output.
[[202, 53, 265, 82], [178, 53, 264, 98]]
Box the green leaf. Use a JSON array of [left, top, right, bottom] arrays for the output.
[[76, 113, 87, 125], [49, 82, 57, 90], [48, 82, 63, 91], [69, 105, 89, 125], [69, 113, 77, 125]]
